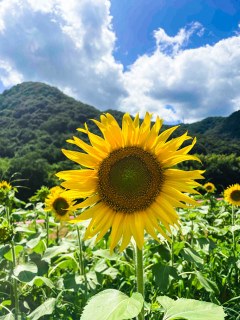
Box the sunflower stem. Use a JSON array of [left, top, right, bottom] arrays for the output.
[[171, 233, 174, 267], [135, 246, 144, 320], [46, 210, 49, 247], [76, 225, 88, 299], [231, 205, 238, 288], [11, 240, 19, 320], [231, 205, 236, 254]]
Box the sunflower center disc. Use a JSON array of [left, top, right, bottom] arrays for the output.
[[231, 190, 240, 202], [98, 146, 164, 213], [52, 197, 69, 216]]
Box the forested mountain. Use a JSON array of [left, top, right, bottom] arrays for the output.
[[0, 82, 239, 198]]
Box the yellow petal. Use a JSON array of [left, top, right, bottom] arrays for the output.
[[61, 176, 97, 192], [56, 169, 96, 181], [62, 149, 100, 168], [73, 194, 100, 209], [110, 213, 124, 251], [69, 202, 104, 223]]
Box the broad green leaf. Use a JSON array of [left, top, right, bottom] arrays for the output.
[[28, 276, 54, 289], [157, 296, 226, 320], [0, 313, 14, 320], [152, 263, 178, 291], [173, 242, 185, 256], [230, 225, 240, 232], [181, 247, 204, 266], [102, 267, 118, 279], [81, 289, 144, 320], [14, 226, 35, 233], [28, 298, 56, 320], [42, 245, 70, 261], [48, 255, 78, 276], [32, 239, 46, 254], [4, 245, 23, 262], [13, 262, 38, 282], [195, 271, 219, 295], [26, 235, 42, 249], [93, 249, 119, 260], [236, 260, 240, 269]]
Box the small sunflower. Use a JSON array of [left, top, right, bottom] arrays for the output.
[[57, 112, 204, 251], [0, 180, 12, 191], [0, 219, 14, 244], [224, 184, 240, 206], [204, 182, 216, 193], [45, 186, 75, 221]]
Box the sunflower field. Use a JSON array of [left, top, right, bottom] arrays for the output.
[[0, 113, 239, 320]]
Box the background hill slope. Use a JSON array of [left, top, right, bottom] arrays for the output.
[[0, 82, 239, 198]]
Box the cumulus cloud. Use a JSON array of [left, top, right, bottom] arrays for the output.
[[154, 22, 204, 56], [0, 0, 240, 123], [120, 26, 240, 123], [0, 0, 126, 109]]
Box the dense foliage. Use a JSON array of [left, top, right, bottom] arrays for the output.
[[0, 82, 240, 199], [0, 188, 238, 319]]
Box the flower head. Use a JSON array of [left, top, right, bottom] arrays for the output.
[[45, 186, 75, 221], [0, 219, 14, 244], [57, 113, 204, 251], [0, 180, 14, 203], [204, 182, 216, 193], [224, 184, 240, 206], [0, 180, 12, 191]]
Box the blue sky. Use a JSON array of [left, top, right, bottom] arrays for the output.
[[111, 0, 240, 67], [0, 0, 240, 124]]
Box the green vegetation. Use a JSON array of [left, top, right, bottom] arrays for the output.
[[0, 82, 240, 199], [0, 186, 238, 319]]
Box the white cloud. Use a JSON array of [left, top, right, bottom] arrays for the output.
[[120, 29, 240, 123], [154, 22, 204, 56], [0, 59, 23, 86], [0, 0, 126, 109], [0, 1, 240, 123]]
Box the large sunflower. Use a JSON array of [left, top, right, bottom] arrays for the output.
[[57, 113, 204, 251], [224, 184, 240, 206], [45, 186, 75, 221]]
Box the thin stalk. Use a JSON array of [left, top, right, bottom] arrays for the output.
[[231, 205, 236, 254], [170, 233, 174, 267], [135, 246, 144, 320], [46, 210, 49, 247], [76, 225, 88, 297], [231, 205, 238, 289], [11, 241, 19, 320], [56, 224, 59, 245]]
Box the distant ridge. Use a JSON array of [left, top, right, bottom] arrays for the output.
[[0, 82, 239, 198]]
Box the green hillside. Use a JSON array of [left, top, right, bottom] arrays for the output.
[[0, 82, 239, 198]]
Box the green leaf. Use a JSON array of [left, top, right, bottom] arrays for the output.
[[195, 271, 220, 295], [28, 298, 56, 320], [13, 262, 38, 282], [93, 249, 119, 260], [0, 313, 14, 320], [14, 226, 35, 233], [152, 263, 178, 291], [4, 245, 23, 262], [28, 276, 54, 289], [42, 245, 70, 261], [26, 235, 42, 249], [181, 247, 204, 266], [81, 289, 144, 320], [48, 255, 78, 276], [236, 260, 240, 269], [157, 296, 226, 320]]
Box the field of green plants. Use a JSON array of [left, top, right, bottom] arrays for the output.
[[0, 184, 239, 320]]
